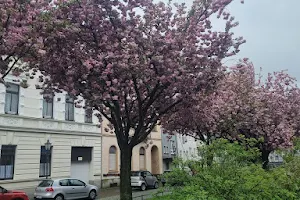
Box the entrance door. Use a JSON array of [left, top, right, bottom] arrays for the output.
[[70, 147, 92, 184], [71, 161, 90, 183]]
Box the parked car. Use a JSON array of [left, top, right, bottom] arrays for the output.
[[0, 186, 29, 200], [34, 179, 99, 200], [131, 170, 159, 191]]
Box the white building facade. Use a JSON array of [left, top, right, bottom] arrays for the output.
[[0, 74, 102, 191], [176, 134, 200, 161]]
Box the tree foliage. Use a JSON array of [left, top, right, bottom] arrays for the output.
[[0, 0, 49, 82], [154, 139, 300, 200], [29, 0, 245, 199], [163, 60, 300, 167]]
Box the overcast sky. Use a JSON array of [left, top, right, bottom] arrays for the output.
[[160, 0, 300, 80]]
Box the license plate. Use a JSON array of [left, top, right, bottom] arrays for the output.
[[36, 196, 42, 199]]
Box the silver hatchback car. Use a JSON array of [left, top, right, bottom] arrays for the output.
[[34, 179, 99, 200]]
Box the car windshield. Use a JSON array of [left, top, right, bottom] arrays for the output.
[[131, 171, 140, 176], [38, 180, 53, 187]]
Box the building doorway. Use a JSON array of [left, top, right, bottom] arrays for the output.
[[70, 147, 92, 183], [151, 145, 160, 175]]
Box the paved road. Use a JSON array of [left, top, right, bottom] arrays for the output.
[[27, 187, 160, 200]]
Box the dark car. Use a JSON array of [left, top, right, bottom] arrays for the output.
[[131, 171, 159, 191], [0, 186, 30, 200]]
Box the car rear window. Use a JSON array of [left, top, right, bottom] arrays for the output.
[[38, 180, 53, 187], [131, 171, 140, 176]]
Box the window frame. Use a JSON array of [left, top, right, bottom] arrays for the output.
[[0, 145, 16, 180], [139, 147, 146, 170], [39, 146, 52, 177], [84, 108, 93, 123], [65, 95, 75, 121], [109, 146, 117, 172], [5, 83, 19, 115], [43, 94, 54, 119], [69, 179, 85, 186], [59, 179, 69, 186], [145, 171, 152, 177]]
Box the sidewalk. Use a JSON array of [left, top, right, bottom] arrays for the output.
[[100, 187, 159, 200]]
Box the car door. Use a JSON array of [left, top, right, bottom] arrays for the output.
[[58, 179, 74, 200], [145, 171, 155, 186], [69, 179, 88, 199]]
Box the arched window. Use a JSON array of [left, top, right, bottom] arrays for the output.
[[109, 146, 117, 171], [139, 147, 146, 170]]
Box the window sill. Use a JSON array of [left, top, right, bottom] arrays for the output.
[[5, 112, 18, 115], [0, 178, 13, 181], [39, 175, 51, 178], [43, 116, 53, 119]]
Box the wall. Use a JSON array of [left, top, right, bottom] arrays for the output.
[[0, 128, 101, 190], [161, 131, 177, 159], [0, 74, 99, 123], [176, 133, 200, 161]]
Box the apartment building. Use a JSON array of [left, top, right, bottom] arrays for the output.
[[161, 130, 177, 172], [0, 74, 101, 191], [176, 133, 200, 161], [101, 118, 163, 188]]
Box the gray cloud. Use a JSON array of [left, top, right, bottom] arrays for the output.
[[160, 0, 300, 80]]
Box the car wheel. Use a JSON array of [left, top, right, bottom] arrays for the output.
[[154, 182, 159, 189], [89, 190, 97, 200], [140, 183, 146, 191], [54, 194, 64, 200]]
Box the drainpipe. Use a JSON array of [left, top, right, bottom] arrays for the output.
[[100, 124, 103, 188]]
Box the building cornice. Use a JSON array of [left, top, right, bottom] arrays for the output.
[[0, 114, 101, 136]]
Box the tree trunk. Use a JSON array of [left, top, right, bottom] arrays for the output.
[[261, 149, 271, 169], [206, 139, 213, 166], [120, 145, 133, 200]]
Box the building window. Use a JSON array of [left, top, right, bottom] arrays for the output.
[[5, 83, 19, 115], [0, 145, 16, 180], [170, 141, 175, 154], [39, 146, 52, 177], [43, 94, 53, 118], [139, 147, 146, 170], [166, 161, 170, 170], [85, 108, 93, 123], [65, 95, 74, 121], [109, 146, 117, 171]]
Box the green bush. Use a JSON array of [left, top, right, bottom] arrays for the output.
[[152, 139, 300, 200]]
